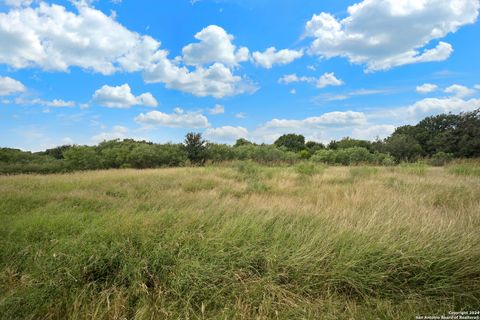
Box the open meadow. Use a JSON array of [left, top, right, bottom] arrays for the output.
[[1, 163, 480, 319]]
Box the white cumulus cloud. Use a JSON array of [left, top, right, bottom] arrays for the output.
[[182, 25, 249, 66], [0, 4, 256, 99], [252, 111, 368, 144], [252, 47, 303, 69], [263, 111, 367, 130], [144, 61, 258, 99], [0, 76, 26, 96], [0, 2, 163, 74], [209, 104, 225, 115], [3, 0, 34, 7], [317, 72, 344, 88], [204, 126, 248, 143], [15, 97, 75, 107], [92, 125, 129, 143], [406, 97, 480, 119], [278, 72, 344, 89], [304, 0, 479, 72], [92, 84, 158, 108], [352, 124, 396, 140], [444, 84, 475, 98], [135, 108, 210, 128], [416, 83, 438, 94]]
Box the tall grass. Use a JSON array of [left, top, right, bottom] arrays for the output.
[[1, 166, 479, 319], [448, 163, 480, 177], [294, 162, 325, 176], [399, 162, 429, 175]]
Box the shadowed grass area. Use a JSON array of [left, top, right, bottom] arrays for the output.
[[1, 165, 479, 319]]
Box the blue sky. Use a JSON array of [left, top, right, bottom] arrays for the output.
[[0, 0, 479, 151]]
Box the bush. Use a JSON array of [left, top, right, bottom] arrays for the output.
[[339, 147, 373, 165], [328, 137, 373, 151], [0, 159, 67, 174], [429, 152, 454, 167], [311, 149, 336, 164], [251, 145, 287, 163], [299, 149, 311, 160], [233, 145, 298, 164], [234, 161, 259, 177], [372, 152, 395, 166], [383, 134, 423, 162], [274, 134, 305, 152], [0, 148, 68, 174], [295, 162, 319, 176], [155, 144, 187, 167], [310, 147, 388, 166], [63, 146, 102, 170], [206, 143, 236, 163], [350, 166, 378, 180]]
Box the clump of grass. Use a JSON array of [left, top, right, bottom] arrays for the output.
[[105, 190, 127, 198], [349, 166, 378, 180], [233, 160, 260, 179], [295, 162, 325, 176], [384, 176, 407, 191], [448, 164, 480, 177], [246, 180, 272, 194], [182, 178, 217, 192], [431, 186, 474, 210], [399, 162, 429, 176]]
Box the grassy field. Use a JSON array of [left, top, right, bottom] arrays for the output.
[[1, 163, 479, 319]]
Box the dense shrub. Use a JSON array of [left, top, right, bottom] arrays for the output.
[[299, 149, 311, 159], [310, 147, 391, 165], [233, 144, 298, 164], [234, 160, 259, 177], [295, 162, 322, 176], [372, 152, 396, 166], [274, 134, 305, 152], [0, 158, 66, 174], [206, 143, 237, 163], [429, 152, 454, 166], [388, 109, 480, 158], [250, 145, 286, 163], [310, 149, 335, 164], [155, 144, 188, 167], [328, 137, 373, 151], [64, 146, 102, 170], [383, 134, 423, 162]]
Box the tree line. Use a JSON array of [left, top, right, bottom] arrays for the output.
[[1, 109, 479, 174]]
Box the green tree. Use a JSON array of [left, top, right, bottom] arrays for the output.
[[184, 132, 207, 165], [63, 146, 101, 170], [455, 109, 480, 157], [274, 134, 305, 152], [384, 134, 423, 162], [328, 137, 372, 151], [305, 141, 325, 154], [234, 138, 253, 147], [43, 145, 72, 160], [206, 143, 236, 163]]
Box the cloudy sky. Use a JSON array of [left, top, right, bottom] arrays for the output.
[[1, 0, 479, 150]]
